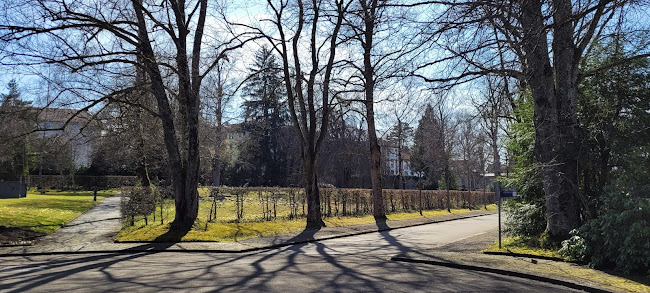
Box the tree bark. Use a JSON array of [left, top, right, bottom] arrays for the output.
[[131, 0, 202, 228], [270, 0, 347, 229], [134, 58, 150, 188], [397, 117, 405, 189], [304, 157, 325, 229], [135, 107, 150, 188], [361, 0, 387, 221], [519, 0, 581, 239], [367, 107, 386, 220], [212, 79, 224, 187]]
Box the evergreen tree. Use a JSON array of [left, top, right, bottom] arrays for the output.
[[411, 104, 444, 189], [578, 37, 650, 217], [2, 80, 21, 105], [0, 79, 34, 181], [241, 47, 288, 186]]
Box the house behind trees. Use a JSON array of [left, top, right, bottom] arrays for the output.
[[36, 108, 97, 168]]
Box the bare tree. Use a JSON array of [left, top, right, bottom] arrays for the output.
[[1, 0, 252, 229], [437, 101, 458, 212], [202, 62, 236, 187], [456, 112, 485, 198], [340, 0, 424, 220], [476, 75, 512, 198], [260, 0, 351, 228]]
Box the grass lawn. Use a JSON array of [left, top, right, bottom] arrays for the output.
[[482, 235, 564, 259], [0, 189, 117, 236], [116, 202, 497, 242], [482, 236, 650, 292]]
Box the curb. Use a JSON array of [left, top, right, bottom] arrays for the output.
[[0, 211, 496, 257], [391, 255, 611, 293], [482, 251, 567, 262]]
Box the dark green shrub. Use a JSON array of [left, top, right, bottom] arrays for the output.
[[579, 169, 650, 274], [559, 229, 587, 262], [579, 182, 650, 274]]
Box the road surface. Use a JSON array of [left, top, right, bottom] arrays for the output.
[[0, 214, 580, 292]]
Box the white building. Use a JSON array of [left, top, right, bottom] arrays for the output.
[[380, 140, 419, 178], [37, 108, 96, 168]]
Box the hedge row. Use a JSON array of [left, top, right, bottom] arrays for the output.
[[203, 187, 496, 222], [29, 175, 137, 190], [121, 186, 496, 225]]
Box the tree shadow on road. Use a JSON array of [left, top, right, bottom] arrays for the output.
[[375, 218, 411, 255], [286, 226, 321, 243], [1, 224, 567, 293]]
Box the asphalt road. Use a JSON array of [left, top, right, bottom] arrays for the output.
[[0, 215, 580, 292]]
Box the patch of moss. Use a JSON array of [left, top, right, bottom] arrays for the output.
[[482, 236, 650, 292], [483, 236, 563, 258]]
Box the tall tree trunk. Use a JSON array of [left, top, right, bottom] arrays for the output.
[[519, 0, 581, 239], [134, 60, 150, 187], [362, 0, 386, 221], [367, 111, 386, 220], [445, 163, 451, 212], [273, 0, 345, 230], [397, 118, 405, 189], [304, 157, 325, 229], [135, 107, 150, 187], [132, 0, 200, 229], [212, 152, 221, 187], [212, 82, 224, 187]]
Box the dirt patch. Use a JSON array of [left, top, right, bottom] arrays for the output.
[[0, 226, 46, 246]]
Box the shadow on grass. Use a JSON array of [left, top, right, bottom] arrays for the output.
[[0, 226, 46, 245], [603, 269, 650, 286], [150, 223, 193, 243]]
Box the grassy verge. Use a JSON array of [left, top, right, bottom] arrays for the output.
[[481, 236, 650, 292], [116, 204, 497, 242], [482, 235, 563, 258], [0, 189, 117, 234]]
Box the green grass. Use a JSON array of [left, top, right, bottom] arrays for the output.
[[0, 189, 117, 234], [482, 236, 650, 292], [482, 235, 563, 258], [116, 201, 497, 242]]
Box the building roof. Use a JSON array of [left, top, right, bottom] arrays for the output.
[[36, 108, 93, 125]]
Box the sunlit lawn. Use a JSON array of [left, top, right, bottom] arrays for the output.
[[482, 235, 564, 258], [0, 189, 117, 234], [117, 191, 497, 242]]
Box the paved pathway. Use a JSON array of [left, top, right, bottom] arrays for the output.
[[32, 194, 123, 251]]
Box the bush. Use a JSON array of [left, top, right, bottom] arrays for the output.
[[559, 229, 587, 262], [579, 192, 650, 274], [503, 200, 547, 237], [502, 92, 548, 240], [120, 186, 158, 226]]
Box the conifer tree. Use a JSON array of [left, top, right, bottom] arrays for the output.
[[241, 47, 288, 186]]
